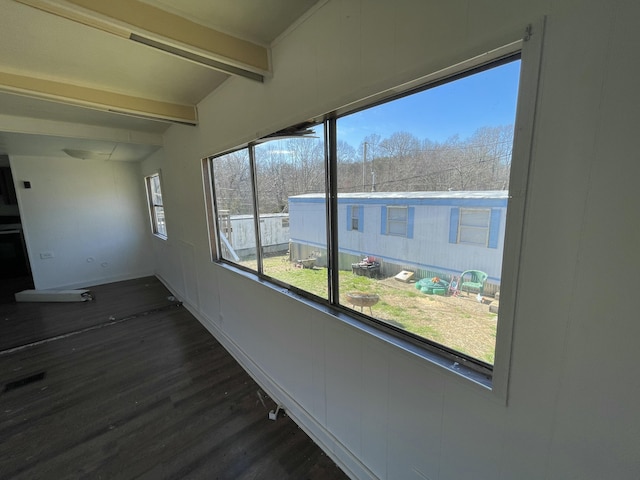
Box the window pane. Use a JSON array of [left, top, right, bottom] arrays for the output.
[[388, 220, 406, 236], [150, 175, 163, 206], [254, 125, 329, 299], [388, 207, 406, 221], [154, 206, 166, 237], [459, 226, 487, 245], [211, 149, 257, 270], [387, 207, 407, 236], [334, 59, 521, 365], [460, 209, 490, 228], [459, 209, 490, 245], [146, 173, 166, 237]]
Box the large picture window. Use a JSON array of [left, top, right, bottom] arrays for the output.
[[204, 53, 525, 380]]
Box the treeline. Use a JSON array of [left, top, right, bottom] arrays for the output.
[[213, 125, 514, 215]]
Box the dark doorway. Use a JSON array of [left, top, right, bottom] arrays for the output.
[[0, 157, 34, 303]]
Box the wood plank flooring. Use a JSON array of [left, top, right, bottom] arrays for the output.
[[0, 276, 177, 351], [0, 277, 348, 480]]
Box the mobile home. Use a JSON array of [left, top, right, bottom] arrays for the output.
[[289, 191, 507, 290], [218, 212, 289, 260]]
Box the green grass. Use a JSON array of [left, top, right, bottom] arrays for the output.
[[263, 257, 445, 340], [264, 262, 330, 297]]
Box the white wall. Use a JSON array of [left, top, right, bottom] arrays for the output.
[[11, 155, 154, 289], [144, 1, 640, 479]]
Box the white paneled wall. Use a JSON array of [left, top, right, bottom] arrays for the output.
[[13, 155, 153, 289], [144, 1, 640, 478]]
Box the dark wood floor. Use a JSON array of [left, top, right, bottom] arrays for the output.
[[0, 277, 348, 480], [0, 276, 177, 351]]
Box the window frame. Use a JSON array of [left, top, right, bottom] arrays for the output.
[[202, 24, 544, 398], [386, 206, 408, 237], [145, 172, 167, 239], [458, 208, 491, 246], [351, 206, 359, 231], [348, 205, 363, 232]]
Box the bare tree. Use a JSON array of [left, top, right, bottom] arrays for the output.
[[212, 149, 253, 214], [378, 132, 421, 191], [287, 137, 325, 195], [219, 124, 516, 216], [255, 143, 291, 213], [254, 137, 325, 213]]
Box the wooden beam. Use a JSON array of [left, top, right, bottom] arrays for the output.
[[15, 0, 269, 80], [0, 71, 198, 125]]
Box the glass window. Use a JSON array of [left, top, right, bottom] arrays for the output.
[[386, 206, 408, 236], [210, 148, 257, 271], [335, 58, 520, 366], [145, 173, 167, 238], [206, 125, 328, 299], [458, 208, 491, 246], [349, 205, 362, 231], [254, 126, 328, 298], [205, 55, 522, 374]]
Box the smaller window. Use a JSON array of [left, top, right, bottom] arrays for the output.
[[145, 173, 167, 238], [347, 205, 364, 232], [352, 205, 361, 231], [387, 206, 408, 236], [458, 208, 490, 246]]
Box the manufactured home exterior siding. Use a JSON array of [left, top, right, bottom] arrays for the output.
[[226, 213, 290, 256], [288, 200, 327, 248], [289, 192, 507, 283]]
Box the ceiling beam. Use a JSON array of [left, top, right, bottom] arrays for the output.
[[0, 113, 165, 146], [0, 71, 198, 126], [15, 0, 269, 81]]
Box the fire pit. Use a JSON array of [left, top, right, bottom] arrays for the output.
[[346, 292, 380, 315]]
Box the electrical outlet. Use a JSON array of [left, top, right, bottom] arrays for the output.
[[39, 252, 54, 259]]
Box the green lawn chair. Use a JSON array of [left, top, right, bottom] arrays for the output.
[[460, 270, 488, 296]]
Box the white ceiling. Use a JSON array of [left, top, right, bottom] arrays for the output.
[[0, 0, 321, 161]]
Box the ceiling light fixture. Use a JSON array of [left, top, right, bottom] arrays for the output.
[[62, 148, 110, 160]]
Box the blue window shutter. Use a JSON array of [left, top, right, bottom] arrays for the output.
[[380, 206, 387, 235], [346, 205, 353, 231], [449, 208, 460, 243], [358, 206, 364, 232], [488, 209, 501, 248], [407, 207, 415, 238]]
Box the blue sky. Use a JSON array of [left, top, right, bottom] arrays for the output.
[[337, 59, 521, 149]]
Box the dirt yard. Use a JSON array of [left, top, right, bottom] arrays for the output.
[[370, 277, 499, 364], [261, 255, 499, 364]]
